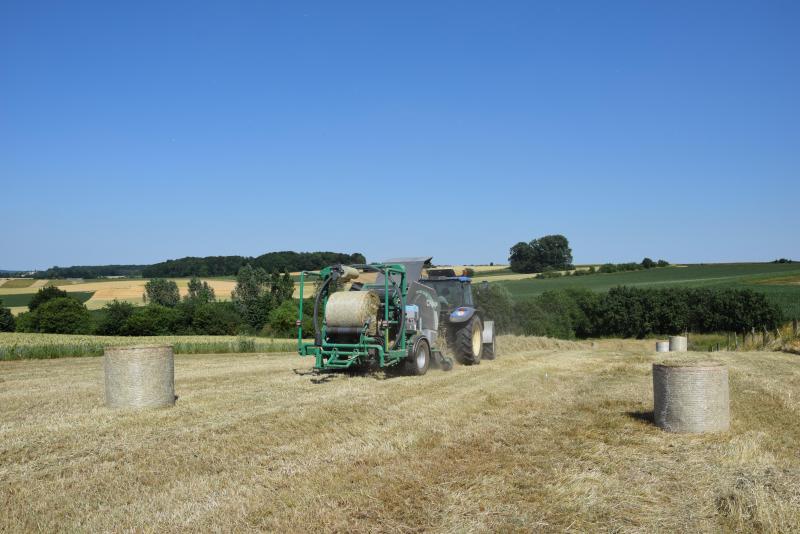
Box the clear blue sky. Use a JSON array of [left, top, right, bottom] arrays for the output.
[[1, 1, 798, 270]]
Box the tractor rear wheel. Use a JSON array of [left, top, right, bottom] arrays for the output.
[[405, 336, 430, 376], [454, 316, 482, 365]]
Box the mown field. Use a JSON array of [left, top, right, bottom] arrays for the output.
[[498, 263, 800, 319], [1, 338, 798, 532]]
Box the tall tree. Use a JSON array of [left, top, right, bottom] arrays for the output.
[[509, 235, 573, 273], [509, 242, 536, 273], [28, 285, 69, 311], [143, 278, 180, 307], [186, 277, 216, 303], [231, 266, 296, 330], [231, 265, 273, 329], [0, 299, 15, 332]]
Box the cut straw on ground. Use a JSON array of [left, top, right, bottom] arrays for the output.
[[1, 337, 798, 532]]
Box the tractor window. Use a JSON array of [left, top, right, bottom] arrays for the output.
[[424, 280, 473, 309]]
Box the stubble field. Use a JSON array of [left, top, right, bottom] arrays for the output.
[[2, 337, 798, 532]]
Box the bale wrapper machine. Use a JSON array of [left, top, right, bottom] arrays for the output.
[[297, 261, 453, 375]]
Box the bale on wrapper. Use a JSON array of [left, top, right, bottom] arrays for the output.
[[669, 335, 688, 352], [104, 345, 176, 409], [325, 291, 380, 334], [652, 360, 729, 433]]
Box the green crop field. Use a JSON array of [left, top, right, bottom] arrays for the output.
[[497, 263, 800, 319], [0, 291, 95, 308]]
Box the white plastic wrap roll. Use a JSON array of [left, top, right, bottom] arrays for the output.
[[669, 336, 688, 352]]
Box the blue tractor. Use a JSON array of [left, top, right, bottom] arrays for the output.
[[420, 265, 496, 364]]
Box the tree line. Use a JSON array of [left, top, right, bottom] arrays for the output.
[[33, 251, 366, 279], [141, 251, 366, 277], [476, 285, 782, 340], [2, 280, 785, 341], [7, 266, 301, 337], [33, 265, 146, 279], [534, 258, 670, 279]]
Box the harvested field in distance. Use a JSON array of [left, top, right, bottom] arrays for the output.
[[0, 278, 35, 288], [0, 278, 308, 310], [2, 338, 798, 532], [70, 278, 239, 309]]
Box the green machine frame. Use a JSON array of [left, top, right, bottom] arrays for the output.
[[297, 263, 411, 371]]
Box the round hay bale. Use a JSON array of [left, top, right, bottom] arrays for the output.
[[104, 345, 175, 409], [669, 335, 688, 352], [655, 341, 670, 352], [652, 360, 729, 433], [325, 291, 379, 331]]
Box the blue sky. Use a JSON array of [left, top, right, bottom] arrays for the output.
[[1, 1, 798, 269]]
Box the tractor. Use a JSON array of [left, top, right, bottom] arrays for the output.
[[297, 257, 496, 375], [420, 267, 496, 363]]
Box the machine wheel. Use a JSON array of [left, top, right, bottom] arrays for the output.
[[483, 328, 496, 360], [454, 316, 483, 365], [405, 336, 430, 376]]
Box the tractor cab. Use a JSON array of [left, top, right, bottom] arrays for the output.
[[421, 276, 474, 311]]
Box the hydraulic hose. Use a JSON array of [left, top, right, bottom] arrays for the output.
[[390, 280, 405, 350], [313, 276, 333, 346]]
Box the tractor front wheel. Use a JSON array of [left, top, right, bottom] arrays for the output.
[[454, 316, 483, 365]]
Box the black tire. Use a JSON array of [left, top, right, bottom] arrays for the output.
[[405, 336, 430, 376], [483, 330, 496, 360], [454, 316, 483, 365]]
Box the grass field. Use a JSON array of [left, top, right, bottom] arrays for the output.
[[498, 263, 800, 319], [1, 338, 798, 532], [0, 333, 297, 360]]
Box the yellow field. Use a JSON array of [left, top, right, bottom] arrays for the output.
[[74, 279, 239, 309], [0, 264, 587, 315], [1, 338, 798, 531], [0, 279, 47, 295], [0, 278, 310, 312], [470, 266, 595, 283], [471, 272, 538, 282]]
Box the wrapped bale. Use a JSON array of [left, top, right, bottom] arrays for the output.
[[104, 345, 175, 409], [325, 291, 380, 335], [655, 341, 670, 352], [339, 266, 360, 282], [669, 335, 688, 352], [653, 361, 729, 433]]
